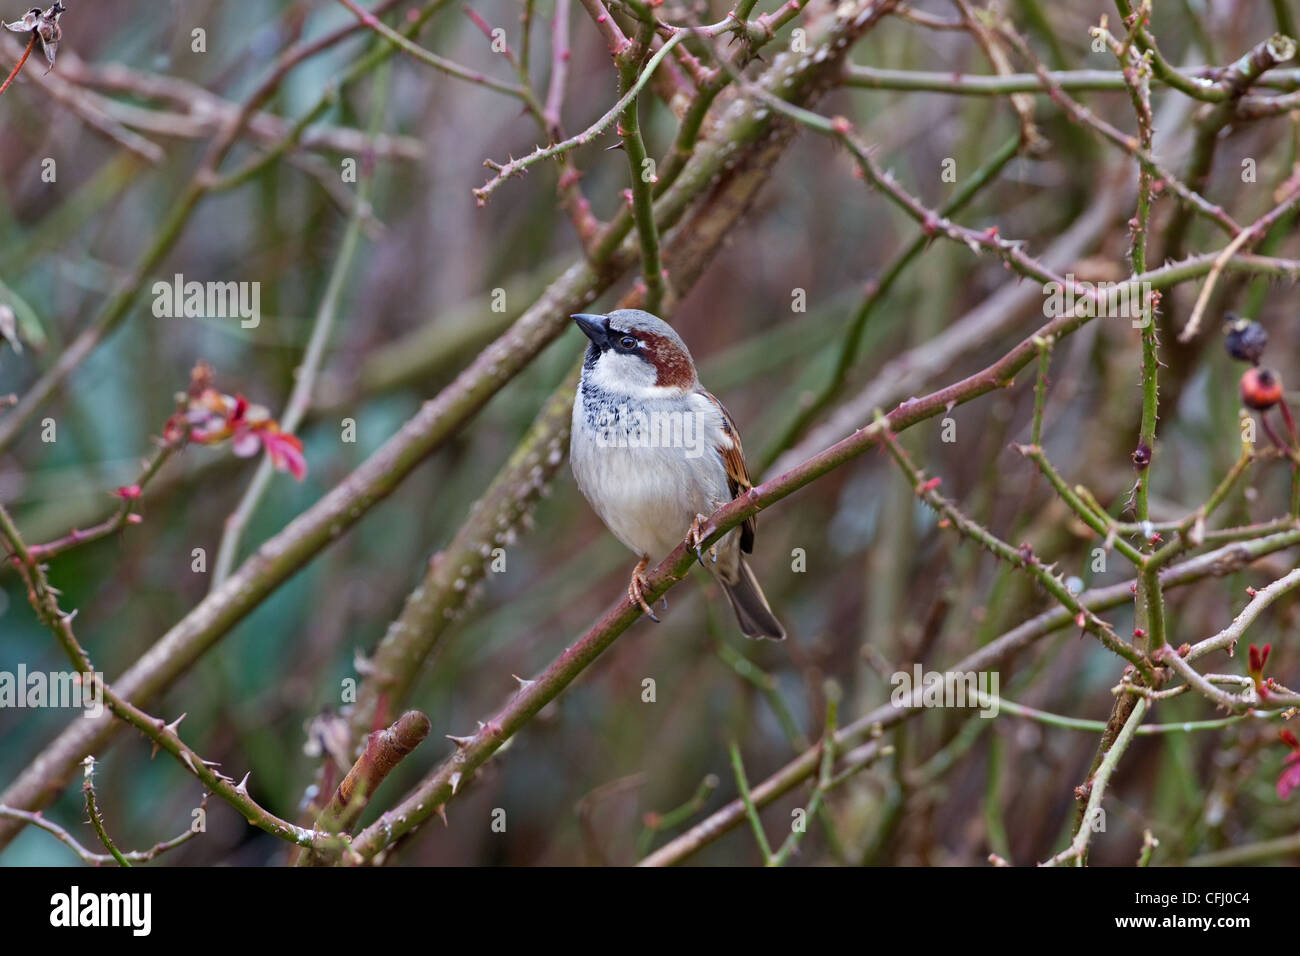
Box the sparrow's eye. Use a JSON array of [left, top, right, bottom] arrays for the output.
[[618, 335, 637, 350]]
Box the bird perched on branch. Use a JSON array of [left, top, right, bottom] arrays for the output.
[[570, 309, 785, 640]]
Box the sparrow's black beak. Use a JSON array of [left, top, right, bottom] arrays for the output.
[[572, 313, 610, 350]]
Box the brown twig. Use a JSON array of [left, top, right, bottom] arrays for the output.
[[577, 0, 630, 57], [0, 34, 36, 97], [544, 0, 572, 137], [297, 710, 431, 866]]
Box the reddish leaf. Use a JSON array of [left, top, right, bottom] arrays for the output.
[[1279, 752, 1300, 802]]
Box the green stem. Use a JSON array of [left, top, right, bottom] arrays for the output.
[[842, 64, 1300, 95], [82, 758, 131, 867], [729, 742, 773, 862], [620, 24, 666, 313], [1030, 335, 1052, 448], [1042, 697, 1149, 866], [768, 692, 839, 866]]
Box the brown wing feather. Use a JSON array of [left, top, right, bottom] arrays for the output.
[[698, 388, 756, 554]]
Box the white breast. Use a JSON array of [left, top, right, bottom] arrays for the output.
[[570, 389, 738, 565]]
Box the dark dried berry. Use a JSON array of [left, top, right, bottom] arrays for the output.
[[1223, 314, 1269, 365], [1241, 367, 1284, 410]]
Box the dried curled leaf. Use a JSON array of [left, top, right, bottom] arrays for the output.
[[4, 2, 64, 69], [2, 8, 40, 33]]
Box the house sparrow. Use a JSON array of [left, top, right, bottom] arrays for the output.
[[569, 309, 785, 640]]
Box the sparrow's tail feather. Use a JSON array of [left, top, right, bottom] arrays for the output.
[[720, 559, 786, 640]]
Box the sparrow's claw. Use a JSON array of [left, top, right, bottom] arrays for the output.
[[687, 514, 717, 565], [628, 557, 660, 622], [687, 516, 705, 563]]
